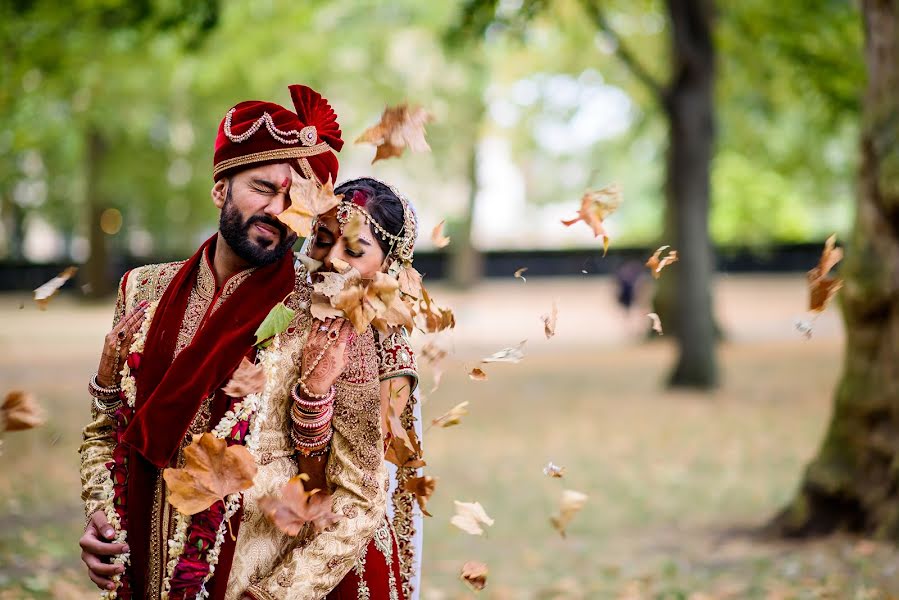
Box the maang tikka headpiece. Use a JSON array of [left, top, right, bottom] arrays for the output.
[[335, 178, 418, 266]]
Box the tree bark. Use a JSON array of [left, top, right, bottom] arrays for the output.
[[771, 0, 899, 539], [84, 128, 113, 298], [661, 0, 719, 388]]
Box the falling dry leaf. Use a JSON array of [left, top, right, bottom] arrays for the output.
[[355, 103, 434, 163], [277, 171, 344, 237], [162, 433, 257, 515], [460, 561, 489, 592], [808, 234, 843, 313], [429, 368, 445, 395], [645, 246, 679, 279], [403, 475, 437, 517], [397, 266, 423, 300], [221, 357, 266, 398], [343, 211, 366, 255], [297, 254, 323, 274], [482, 340, 527, 364], [560, 185, 622, 255], [385, 383, 425, 468], [542, 302, 558, 340], [431, 220, 451, 249], [550, 489, 588, 538], [543, 462, 566, 478], [34, 266, 78, 310], [416, 286, 456, 334], [258, 475, 340, 535], [469, 368, 488, 381], [514, 267, 528, 283], [2, 390, 45, 432], [432, 401, 469, 429], [647, 312, 663, 335], [794, 318, 814, 340], [451, 501, 494, 535]]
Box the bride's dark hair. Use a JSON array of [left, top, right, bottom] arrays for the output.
[[334, 178, 409, 258]]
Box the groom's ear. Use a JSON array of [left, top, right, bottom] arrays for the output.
[[211, 179, 228, 209]]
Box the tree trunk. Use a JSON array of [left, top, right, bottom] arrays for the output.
[[1, 190, 25, 261], [771, 0, 899, 540], [448, 120, 485, 289], [661, 0, 719, 388], [84, 128, 113, 298]]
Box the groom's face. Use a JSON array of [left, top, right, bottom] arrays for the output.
[[212, 163, 298, 266]]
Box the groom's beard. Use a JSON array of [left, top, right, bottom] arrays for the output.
[[219, 187, 297, 266]]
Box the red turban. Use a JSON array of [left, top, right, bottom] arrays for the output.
[[212, 84, 344, 184]]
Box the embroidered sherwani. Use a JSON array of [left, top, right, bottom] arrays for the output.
[[80, 252, 387, 599]]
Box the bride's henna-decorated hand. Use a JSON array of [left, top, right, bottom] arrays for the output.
[[300, 318, 355, 396], [96, 301, 149, 388]]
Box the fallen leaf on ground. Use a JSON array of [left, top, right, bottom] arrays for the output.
[[808, 234, 844, 313], [451, 501, 494, 535], [2, 390, 45, 431], [432, 401, 469, 428], [460, 561, 489, 591], [543, 462, 566, 478], [550, 489, 588, 538], [258, 475, 340, 535], [277, 172, 343, 237], [514, 267, 528, 282], [254, 302, 297, 348], [355, 104, 434, 163], [645, 246, 679, 279], [431, 220, 451, 249], [542, 302, 558, 339], [647, 312, 663, 335], [34, 266, 78, 309], [403, 475, 437, 517], [469, 368, 488, 381], [222, 357, 266, 398], [482, 340, 527, 364], [560, 185, 622, 255], [163, 433, 257, 515]]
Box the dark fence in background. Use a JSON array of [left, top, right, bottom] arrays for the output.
[[0, 242, 827, 292]]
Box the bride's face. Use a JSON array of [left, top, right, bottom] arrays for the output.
[[308, 209, 387, 279]]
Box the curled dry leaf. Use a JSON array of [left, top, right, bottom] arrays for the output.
[[431, 401, 469, 428], [645, 246, 679, 279], [451, 500, 494, 535], [342, 211, 366, 255], [460, 561, 489, 592], [2, 390, 46, 432], [469, 368, 488, 381], [297, 254, 323, 275], [542, 302, 558, 340], [403, 475, 437, 517], [550, 489, 588, 538], [397, 266, 423, 300], [277, 171, 343, 238], [258, 475, 340, 536], [431, 220, 451, 249], [543, 462, 566, 478], [385, 382, 425, 468], [514, 267, 528, 283], [808, 234, 844, 313], [355, 103, 434, 163], [647, 312, 663, 335], [162, 433, 257, 515], [416, 286, 455, 334], [222, 357, 266, 398], [482, 340, 527, 364], [560, 185, 622, 255], [34, 266, 78, 310]]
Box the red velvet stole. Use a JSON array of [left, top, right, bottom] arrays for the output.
[[121, 234, 295, 595]]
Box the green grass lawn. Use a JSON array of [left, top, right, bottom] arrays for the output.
[[1, 277, 897, 599]]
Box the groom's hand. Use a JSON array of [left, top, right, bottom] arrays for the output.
[[80, 510, 128, 590]]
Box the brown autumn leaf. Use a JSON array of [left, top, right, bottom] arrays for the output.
[[514, 267, 528, 283], [385, 382, 425, 468], [403, 475, 437, 517], [2, 390, 46, 432], [647, 312, 663, 335], [542, 302, 558, 340], [432, 401, 469, 428], [342, 211, 366, 255], [420, 339, 448, 366], [808, 234, 844, 313], [645, 245, 679, 279], [34, 266, 78, 310], [469, 368, 488, 381], [460, 561, 489, 592], [482, 340, 527, 364], [550, 489, 588, 538], [355, 104, 434, 163], [397, 266, 423, 300], [543, 462, 566, 478], [162, 433, 257, 515], [451, 500, 494, 535], [560, 185, 622, 255], [258, 475, 340, 535], [296, 254, 323, 275], [416, 286, 456, 334], [332, 283, 379, 334], [221, 357, 266, 398], [277, 172, 344, 237], [431, 220, 451, 249]]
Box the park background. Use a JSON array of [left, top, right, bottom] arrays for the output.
[[2, 0, 899, 598]]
